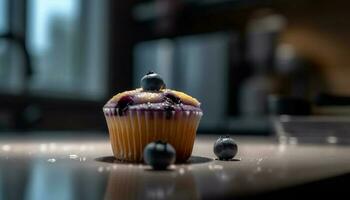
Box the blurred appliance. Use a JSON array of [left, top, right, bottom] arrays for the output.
[[239, 14, 286, 117], [134, 32, 231, 130], [274, 115, 350, 145], [272, 93, 350, 145]]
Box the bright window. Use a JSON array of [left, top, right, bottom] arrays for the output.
[[0, 0, 7, 33], [27, 0, 107, 100]]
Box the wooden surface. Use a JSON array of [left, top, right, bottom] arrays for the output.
[[0, 133, 349, 199]]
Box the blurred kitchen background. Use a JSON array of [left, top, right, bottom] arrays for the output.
[[1, 0, 350, 136]]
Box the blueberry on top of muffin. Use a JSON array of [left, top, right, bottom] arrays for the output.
[[141, 71, 166, 91]]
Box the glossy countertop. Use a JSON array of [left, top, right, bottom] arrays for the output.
[[0, 133, 350, 200]]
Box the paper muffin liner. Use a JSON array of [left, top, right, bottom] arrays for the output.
[[103, 108, 202, 163]]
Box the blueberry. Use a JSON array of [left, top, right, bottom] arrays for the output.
[[213, 136, 238, 160], [164, 93, 181, 104], [141, 71, 166, 91], [117, 95, 134, 115], [144, 141, 176, 170], [164, 105, 175, 119]]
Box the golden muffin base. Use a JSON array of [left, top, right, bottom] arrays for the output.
[[104, 109, 202, 163]]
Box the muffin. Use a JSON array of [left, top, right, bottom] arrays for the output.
[[103, 72, 203, 162]]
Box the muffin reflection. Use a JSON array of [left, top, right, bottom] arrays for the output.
[[104, 165, 197, 200]]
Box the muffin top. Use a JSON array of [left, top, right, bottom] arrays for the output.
[[104, 72, 202, 116]]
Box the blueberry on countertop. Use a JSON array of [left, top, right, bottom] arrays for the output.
[[141, 71, 166, 91], [144, 140, 176, 170], [213, 136, 238, 160]]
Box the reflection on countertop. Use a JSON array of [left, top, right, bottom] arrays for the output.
[[0, 134, 350, 200]]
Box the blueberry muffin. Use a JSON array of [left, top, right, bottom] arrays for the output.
[[103, 72, 203, 162]]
